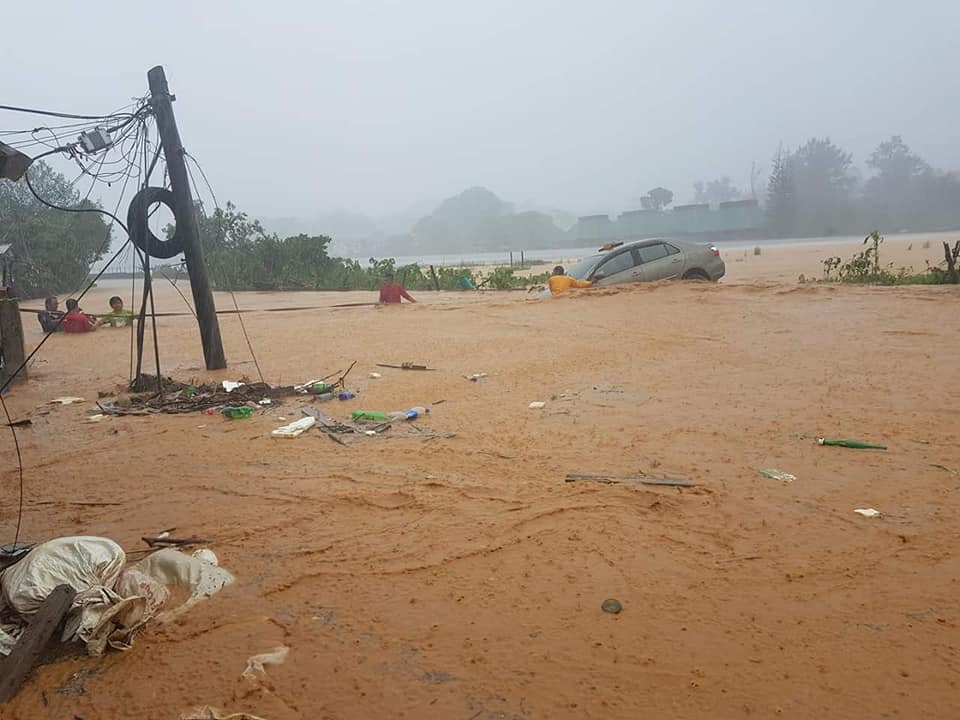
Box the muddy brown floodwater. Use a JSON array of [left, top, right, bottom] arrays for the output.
[[1, 260, 959, 718]]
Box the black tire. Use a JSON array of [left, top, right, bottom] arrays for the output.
[[682, 269, 710, 281], [127, 187, 184, 260]]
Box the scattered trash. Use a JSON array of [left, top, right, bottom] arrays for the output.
[[242, 645, 290, 680], [338, 391, 356, 401], [601, 599, 623, 614], [221, 406, 252, 420], [271, 416, 316, 438], [221, 381, 244, 393], [818, 438, 887, 450], [528, 401, 546, 409], [854, 508, 882, 518], [50, 397, 84, 405], [465, 373, 488, 382], [566, 473, 696, 488], [307, 382, 333, 394], [305, 407, 452, 445], [86, 414, 106, 423], [759, 469, 796, 483], [257, 398, 271, 406], [4, 418, 31, 428], [369, 372, 382, 379], [100, 380, 298, 416]]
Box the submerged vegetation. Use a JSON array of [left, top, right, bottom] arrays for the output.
[[818, 231, 960, 285], [191, 202, 548, 292]]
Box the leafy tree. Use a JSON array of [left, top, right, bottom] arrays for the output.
[[643, 187, 674, 211], [766, 145, 796, 237], [790, 137, 856, 235], [693, 177, 742, 205], [0, 160, 111, 298], [860, 135, 959, 232]]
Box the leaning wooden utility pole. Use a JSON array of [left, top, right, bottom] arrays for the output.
[[147, 65, 226, 370]]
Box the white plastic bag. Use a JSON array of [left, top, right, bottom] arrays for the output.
[[135, 548, 235, 622], [0, 536, 125, 616], [115, 567, 170, 615]]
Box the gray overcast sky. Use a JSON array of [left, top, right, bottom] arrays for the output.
[[4, 0, 959, 220]]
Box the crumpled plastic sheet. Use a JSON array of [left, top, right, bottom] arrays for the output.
[[0, 538, 234, 657], [180, 707, 267, 720], [1, 536, 127, 656], [241, 646, 290, 680], [135, 548, 235, 623]]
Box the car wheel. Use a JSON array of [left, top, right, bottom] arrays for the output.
[[682, 269, 710, 281]]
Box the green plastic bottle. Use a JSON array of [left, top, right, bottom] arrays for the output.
[[352, 410, 388, 422], [817, 438, 887, 450], [309, 382, 333, 394], [222, 406, 252, 419]]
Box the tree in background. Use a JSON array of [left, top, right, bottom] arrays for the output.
[[641, 187, 674, 211], [0, 161, 111, 298], [693, 177, 742, 205], [789, 137, 857, 236], [862, 135, 960, 232], [766, 145, 796, 237]]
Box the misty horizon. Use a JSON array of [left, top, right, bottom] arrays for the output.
[[3, 0, 959, 230]]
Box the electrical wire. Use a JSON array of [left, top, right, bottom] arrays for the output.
[[0, 393, 25, 550], [185, 152, 265, 383], [0, 103, 137, 121], [2, 114, 148, 545]]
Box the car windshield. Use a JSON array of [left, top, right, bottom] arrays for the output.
[[566, 254, 605, 279]]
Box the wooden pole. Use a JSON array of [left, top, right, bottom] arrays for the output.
[[429, 264, 440, 291], [147, 66, 226, 370], [0, 298, 26, 386]]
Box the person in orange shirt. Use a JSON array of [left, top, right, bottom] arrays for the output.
[[547, 265, 592, 295]]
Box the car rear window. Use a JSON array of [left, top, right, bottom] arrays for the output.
[[637, 243, 670, 263]]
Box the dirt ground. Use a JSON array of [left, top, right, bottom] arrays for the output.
[[1, 234, 960, 719]]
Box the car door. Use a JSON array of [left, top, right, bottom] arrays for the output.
[[637, 241, 684, 281], [590, 248, 641, 286]]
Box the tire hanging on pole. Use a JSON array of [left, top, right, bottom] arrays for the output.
[[127, 187, 185, 260]]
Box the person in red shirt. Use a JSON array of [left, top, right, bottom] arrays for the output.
[[378, 273, 416, 304], [62, 298, 97, 333]]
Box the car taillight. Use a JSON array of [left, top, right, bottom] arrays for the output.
[[710, 245, 720, 257]]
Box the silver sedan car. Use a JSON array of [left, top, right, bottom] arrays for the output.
[[567, 238, 725, 286]]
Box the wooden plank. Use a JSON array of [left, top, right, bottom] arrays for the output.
[[0, 584, 76, 703], [565, 473, 697, 488]]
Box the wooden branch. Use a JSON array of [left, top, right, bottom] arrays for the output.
[[565, 473, 696, 487], [0, 584, 76, 702], [142, 536, 209, 548], [945, 241, 960, 283]]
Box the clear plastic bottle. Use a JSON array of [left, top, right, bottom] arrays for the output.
[[387, 406, 430, 420]]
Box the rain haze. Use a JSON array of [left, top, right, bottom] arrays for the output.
[[3, 0, 960, 238]]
